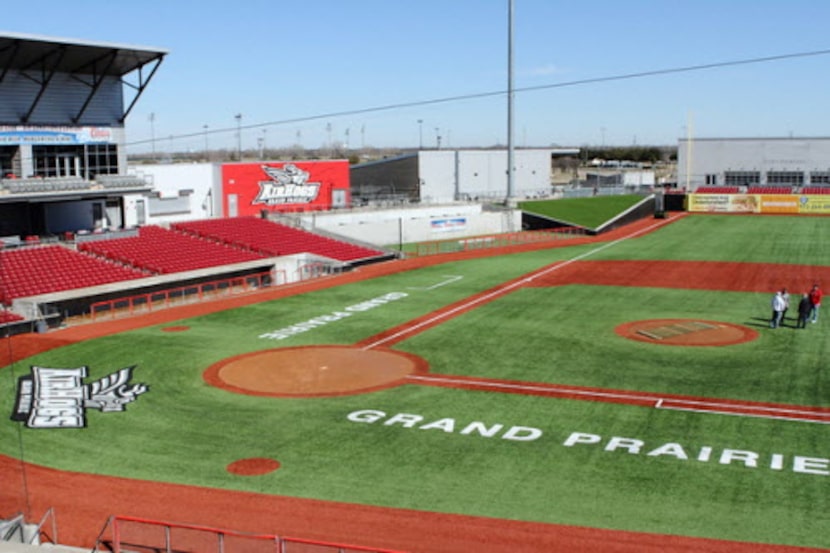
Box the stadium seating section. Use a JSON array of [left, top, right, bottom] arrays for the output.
[[0, 219, 384, 308], [801, 186, 830, 195], [0, 310, 24, 324], [0, 245, 146, 303], [694, 186, 740, 194], [78, 225, 268, 274], [172, 217, 385, 262], [747, 186, 792, 195]]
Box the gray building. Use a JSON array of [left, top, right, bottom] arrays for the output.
[[677, 137, 830, 191], [350, 149, 559, 205]]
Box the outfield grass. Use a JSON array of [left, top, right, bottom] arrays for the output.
[[518, 194, 645, 228], [590, 213, 830, 264], [2, 214, 830, 549]]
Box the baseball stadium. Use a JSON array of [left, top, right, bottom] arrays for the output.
[[1, 32, 830, 553]]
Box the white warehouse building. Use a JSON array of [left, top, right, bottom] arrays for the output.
[[677, 137, 830, 191]]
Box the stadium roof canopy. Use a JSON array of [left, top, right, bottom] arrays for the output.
[[0, 32, 168, 123]]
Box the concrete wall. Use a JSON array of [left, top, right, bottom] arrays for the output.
[[128, 162, 217, 225], [300, 204, 521, 247]]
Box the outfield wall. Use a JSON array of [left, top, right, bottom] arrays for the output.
[[688, 193, 830, 214], [298, 204, 522, 247]]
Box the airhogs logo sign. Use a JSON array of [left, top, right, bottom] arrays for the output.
[[253, 164, 321, 205], [11, 366, 148, 429]]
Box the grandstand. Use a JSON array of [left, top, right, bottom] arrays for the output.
[[78, 225, 268, 274], [0, 245, 146, 302], [172, 217, 387, 263]]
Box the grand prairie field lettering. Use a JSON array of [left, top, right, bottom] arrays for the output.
[[563, 432, 830, 476], [347, 409, 543, 441]]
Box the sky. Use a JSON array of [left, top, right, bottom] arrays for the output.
[[3, 1, 830, 154]]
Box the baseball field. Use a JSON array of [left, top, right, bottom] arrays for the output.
[[2, 212, 830, 552]]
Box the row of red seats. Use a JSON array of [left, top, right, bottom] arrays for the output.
[[0, 310, 24, 324], [746, 186, 793, 195], [0, 245, 146, 302], [694, 186, 830, 195], [79, 226, 268, 274], [172, 217, 384, 262], [801, 186, 830, 195], [694, 187, 740, 194]]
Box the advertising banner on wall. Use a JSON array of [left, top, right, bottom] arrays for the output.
[[0, 125, 115, 145], [221, 161, 349, 216], [689, 194, 830, 215], [430, 218, 467, 232]]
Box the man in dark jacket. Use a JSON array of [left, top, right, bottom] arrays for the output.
[[797, 293, 813, 329]]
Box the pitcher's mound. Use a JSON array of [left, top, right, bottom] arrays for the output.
[[615, 319, 758, 346], [204, 345, 428, 397]]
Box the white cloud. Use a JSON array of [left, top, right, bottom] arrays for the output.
[[525, 64, 562, 77]]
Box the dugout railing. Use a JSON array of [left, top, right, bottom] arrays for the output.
[[88, 270, 280, 321], [91, 514, 408, 553]]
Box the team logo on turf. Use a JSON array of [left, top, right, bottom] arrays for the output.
[[10, 366, 149, 429], [253, 164, 320, 205]]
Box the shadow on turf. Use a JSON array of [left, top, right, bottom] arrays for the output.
[[747, 317, 805, 329]]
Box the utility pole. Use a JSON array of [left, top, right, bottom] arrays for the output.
[[506, 0, 515, 201], [149, 112, 156, 160], [234, 113, 242, 160], [203, 124, 209, 160]]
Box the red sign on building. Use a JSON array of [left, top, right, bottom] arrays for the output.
[[221, 161, 349, 216]]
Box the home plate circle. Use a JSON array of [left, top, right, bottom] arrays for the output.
[[203, 345, 428, 397]]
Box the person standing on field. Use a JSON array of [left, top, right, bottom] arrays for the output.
[[780, 288, 790, 323], [770, 290, 786, 329], [809, 284, 823, 323], [797, 293, 812, 329]]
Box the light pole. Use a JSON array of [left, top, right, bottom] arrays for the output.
[[203, 124, 209, 160], [149, 112, 156, 160], [417, 119, 423, 149], [435, 127, 441, 149], [234, 113, 242, 160]]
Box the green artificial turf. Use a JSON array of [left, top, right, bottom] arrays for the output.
[[591, 213, 830, 264], [2, 213, 830, 549], [519, 194, 645, 228]]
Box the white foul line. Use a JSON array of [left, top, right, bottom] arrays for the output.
[[362, 216, 678, 351], [656, 404, 830, 425], [408, 375, 830, 425], [407, 275, 464, 291]]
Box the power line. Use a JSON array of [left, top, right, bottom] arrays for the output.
[[126, 47, 830, 147]]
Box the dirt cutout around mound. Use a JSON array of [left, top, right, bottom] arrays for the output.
[[616, 319, 758, 346], [204, 345, 429, 397]]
